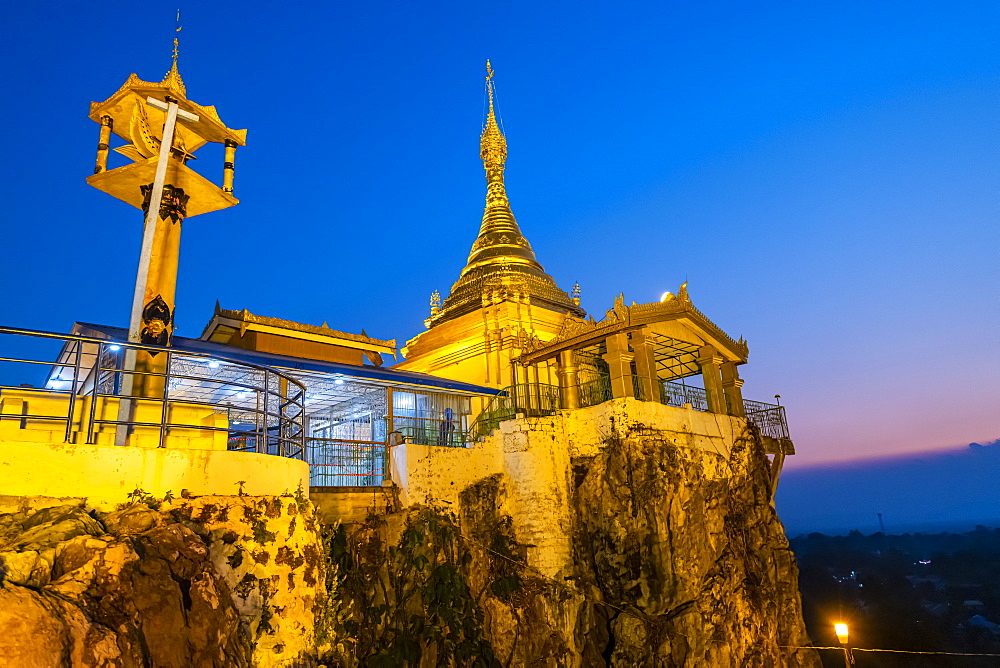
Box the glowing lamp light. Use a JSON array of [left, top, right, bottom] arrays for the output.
[[334, 379, 345, 385], [834, 623, 849, 645], [207, 360, 220, 369], [108, 344, 121, 351]]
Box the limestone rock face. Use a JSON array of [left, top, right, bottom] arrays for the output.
[[319, 421, 820, 667], [0, 495, 323, 668]]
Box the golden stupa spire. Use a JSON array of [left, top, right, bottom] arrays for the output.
[[481, 61, 507, 167], [161, 10, 187, 97], [428, 61, 585, 325]]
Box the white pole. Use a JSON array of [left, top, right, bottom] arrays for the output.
[[116, 97, 183, 446], [128, 97, 182, 343]]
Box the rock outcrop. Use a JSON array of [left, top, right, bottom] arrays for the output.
[[0, 415, 818, 666], [316, 420, 820, 667], [0, 494, 323, 667]]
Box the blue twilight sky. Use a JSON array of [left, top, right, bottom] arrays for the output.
[[0, 1, 996, 468]]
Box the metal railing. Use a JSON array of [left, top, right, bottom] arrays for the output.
[[0, 325, 306, 457], [307, 437, 385, 487], [660, 380, 709, 411], [392, 416, 469, 448], [743, 399, 791, 441], [578, 376, 612, 408], [469, 382, 562, 439]]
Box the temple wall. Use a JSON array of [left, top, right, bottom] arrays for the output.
[[0, 439, 308, 509]]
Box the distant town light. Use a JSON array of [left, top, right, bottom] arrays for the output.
[[834, 623, 849, 645]]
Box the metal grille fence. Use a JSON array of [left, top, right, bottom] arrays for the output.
[[660, 381, 709, 411], [743, 400, 791, 441], [307, 437, 385, 487], [578, 376, 612, 408]]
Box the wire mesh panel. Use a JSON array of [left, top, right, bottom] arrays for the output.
[[307, 438, 385, 486], [392, 390, 470, 447], [308, 387, 388, 485]]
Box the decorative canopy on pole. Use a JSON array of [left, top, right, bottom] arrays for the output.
[[85, 35, 246, 406]]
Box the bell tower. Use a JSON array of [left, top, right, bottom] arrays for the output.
[[86, 34, 246, 396], [397, 62, 584, 390]]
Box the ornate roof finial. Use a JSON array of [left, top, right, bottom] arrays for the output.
[[162, 9, 187, 97], [571, 282, 581, 306], [481, 60, 506, 166]]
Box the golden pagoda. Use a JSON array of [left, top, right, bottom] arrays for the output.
[[397, 62, 585, 391]]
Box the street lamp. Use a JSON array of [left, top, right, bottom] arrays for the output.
[[834, 623, 854, 666]]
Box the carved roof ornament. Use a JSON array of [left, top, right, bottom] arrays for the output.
[[207, 304, 396, 349], [86, 22, 247, 219], [426, 62, 585, 327], [516, 282, 750, 364]]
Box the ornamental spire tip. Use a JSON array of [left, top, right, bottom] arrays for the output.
[[480, 59, 506, 166]]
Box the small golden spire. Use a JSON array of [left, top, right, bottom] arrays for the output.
[[162, 9, 187, 97], [480, 60, 506, 166]]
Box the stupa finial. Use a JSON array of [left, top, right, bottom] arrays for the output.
[[162, 9, 186, 97], [480, 60, 506, 166]]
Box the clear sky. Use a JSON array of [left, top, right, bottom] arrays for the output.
[[1, 1, 996, 468]]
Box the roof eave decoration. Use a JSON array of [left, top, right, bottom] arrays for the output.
[[89, 68, 247, 147], [516, 284, 749, 364], [206, 304, 396, 351]]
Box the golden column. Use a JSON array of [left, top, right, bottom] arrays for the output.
[[720, 361, 746, 417], [86, 46, 246, 402], [697, 345, 726, 414]]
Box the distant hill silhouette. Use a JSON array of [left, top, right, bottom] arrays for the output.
[[776, 439, 1000, 536]]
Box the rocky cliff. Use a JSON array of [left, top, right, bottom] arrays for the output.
[[0, 419, 818, 666], [316, 421, 819, 667], [0, 493, 323, 667]]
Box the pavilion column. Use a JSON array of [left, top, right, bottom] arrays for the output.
[[558, 349, 580, 410], [721, 362, 746, 417], [223, 139, 237, 194], [94, 115, 113, 174], [603, 333, 634, 400], [697, 345, 725, 413], [630, 327, 659, 402]]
